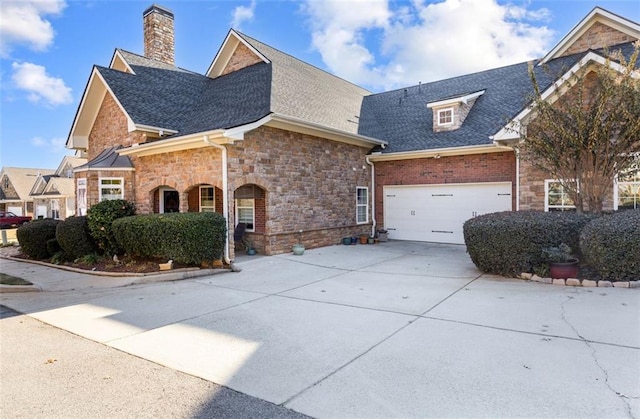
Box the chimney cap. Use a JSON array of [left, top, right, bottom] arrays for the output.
[[143, 4, 174, 19]]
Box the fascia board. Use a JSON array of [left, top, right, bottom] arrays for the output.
[[426, 90, 486, 108], [109, 50, 135, 74], [368, 144, 511, 162], [116, 129, 226, 157]]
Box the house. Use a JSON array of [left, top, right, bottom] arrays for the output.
[[66, 5, 639, 258], [0, 167, 55, 217], [29, 155, 87, 219]]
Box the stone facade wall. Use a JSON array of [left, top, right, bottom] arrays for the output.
[[373, 152, 516, 227], [562, 22, 636, 56], [431, 98, 478, 133], [143, 5, 175, 65], [221, 42, 263, 76], [88, 94, 146, 160]]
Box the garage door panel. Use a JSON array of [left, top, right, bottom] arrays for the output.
[[384, 183, 511, 244]]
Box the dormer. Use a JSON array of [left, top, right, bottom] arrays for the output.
[[427, 90, 485, 133]]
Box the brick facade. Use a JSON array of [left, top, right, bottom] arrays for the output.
[[373, 152, 516, 227], [221, 42, 263, 76], [562, 22, 636, 56]]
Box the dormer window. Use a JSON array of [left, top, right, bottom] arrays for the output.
[[437, 108, 454, 126]]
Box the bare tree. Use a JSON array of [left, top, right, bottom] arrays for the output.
[[516, 42, 640, 213]]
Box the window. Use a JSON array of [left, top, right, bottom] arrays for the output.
[[356, 187, 368, 224], [99, 178, 124, 201], [2, 176, 8, 189], [200, 186, 215, 212], [437, 108, 453, 126], [616, 165, 640, 210], [51, 200, 60, 219], [545, 180, 575, 212], [236, 199, 255, 231], [77, 178, 87, 216]]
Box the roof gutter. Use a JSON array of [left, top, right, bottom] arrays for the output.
[[368, 143, 510, 162]]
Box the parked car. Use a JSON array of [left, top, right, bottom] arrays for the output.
[[0, 212, 32, 228]]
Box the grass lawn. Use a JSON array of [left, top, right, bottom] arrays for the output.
[[0, 273, 32, 286]]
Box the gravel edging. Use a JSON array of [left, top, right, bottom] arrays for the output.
[[518, 272, 639, 288]]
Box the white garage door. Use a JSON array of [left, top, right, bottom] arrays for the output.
[[384, 182, 512, 244]]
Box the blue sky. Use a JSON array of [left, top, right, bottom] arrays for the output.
[[1, 0, 639, 170]]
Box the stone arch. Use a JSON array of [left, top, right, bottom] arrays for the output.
[[149, 184, 180, 213], [185, 183, 224, 213]]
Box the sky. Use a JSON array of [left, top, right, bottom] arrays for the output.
[[1, 0, 639, 170]]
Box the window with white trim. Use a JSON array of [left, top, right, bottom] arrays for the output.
[[200, 186, 215, 212], [356, 187, 368, 224], [437, 108, 454, 126], [51, 199, 60, 219], [615, 164, 640, 210], [77, 178, 87, 216], [99, 177, 124, 201], [545, 180, 575, 212], [236, 199, 255, 231]]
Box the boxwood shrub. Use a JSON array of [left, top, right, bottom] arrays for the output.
[[87, 199, 135, 256], [16, 218, 61, 259], [580, 210, 640, 281], [56, 216, 97, 259], [112, 212, 226, 264], [463, 211, 598, 276]]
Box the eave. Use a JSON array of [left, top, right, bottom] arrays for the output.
[[426, 90, 486, 108], [367, 144, 511, 162]]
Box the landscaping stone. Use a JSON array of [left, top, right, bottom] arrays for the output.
[[613, 282, 629, 288], [598, 281, 613, 288], [582, 280, 598, 287], [566, 278, 581, 286], [630, 281, 640, 289], [552, 278, 566, 286], [541, 277, 553, 284], [520, 273, 533, 280], [531, 275, 542, 282]]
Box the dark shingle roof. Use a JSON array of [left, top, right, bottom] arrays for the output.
[[359, 41, 638, 153], [98, 50, 271, 137]]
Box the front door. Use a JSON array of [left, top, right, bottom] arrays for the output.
[[162, 190, 179, 213]]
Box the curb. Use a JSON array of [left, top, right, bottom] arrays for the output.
[[0, 283, 42, 293]]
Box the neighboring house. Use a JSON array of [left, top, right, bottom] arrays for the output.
[[0, 167, 55, 217], [66, 5, 639, 257], [29, 155, 87, 219]]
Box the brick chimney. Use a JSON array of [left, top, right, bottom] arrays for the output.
[[143, 4, 175, 65]]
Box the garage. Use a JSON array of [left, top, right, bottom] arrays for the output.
[[383, 182, 512, 244]]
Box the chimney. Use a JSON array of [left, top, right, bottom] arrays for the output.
[[143, 4, 175, 65]]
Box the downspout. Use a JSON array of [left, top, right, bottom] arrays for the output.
[[515, 149, 520, 211], [366, 156, 376, 237], [204, 136, 231, 266]]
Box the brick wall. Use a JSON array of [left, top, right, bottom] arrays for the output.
[[221, 42, 263, 76], [562, 22, 636, 56], [374, 151, 516, 226], [89, 94, 146, 160], [74, 170, 135, 209]]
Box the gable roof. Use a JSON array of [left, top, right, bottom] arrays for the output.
[[540, 7, 640, 64], [0, 167, 55, 201]]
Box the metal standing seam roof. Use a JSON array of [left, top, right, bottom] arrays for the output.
[[74, 146, 134, 171], [358, 41, 639, 154]]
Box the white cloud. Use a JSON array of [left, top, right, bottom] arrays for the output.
[[0, 0, 66, 57], [302, 0, 554, 90], [31, 136, 66, 152], [231, 0, 256, 30], [11, 62, 72, 106]]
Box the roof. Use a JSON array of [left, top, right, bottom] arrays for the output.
[[358, 42, 637, 154], [74, 146, 135, 171], [0, 167, 55, 201], [235, 31, 371, 134]]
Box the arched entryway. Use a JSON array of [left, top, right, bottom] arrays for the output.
[[151, 186, 180, 213], [233, 184, 266, 252], [186, 184, 223, 213]]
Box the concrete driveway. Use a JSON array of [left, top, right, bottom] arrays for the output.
[[1, 241, 639, 418]]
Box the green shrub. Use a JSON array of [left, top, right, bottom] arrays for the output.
[[580, 210, 640, 281], [463, 211, 598, 276], [46, 238, 61, 256], [56, 216, 97, 259], [87, 199, 135, 256], [16, 218, 61, 259], [112, 212, 226, 264]]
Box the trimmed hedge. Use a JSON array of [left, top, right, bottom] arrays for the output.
[[87, 199, 135, 256], [580, 210, 640, 281], [112, 212, 226, 264], [16, 218, 61, 259], [56, 216, 97, 259], [463, 211, 598, 276]]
